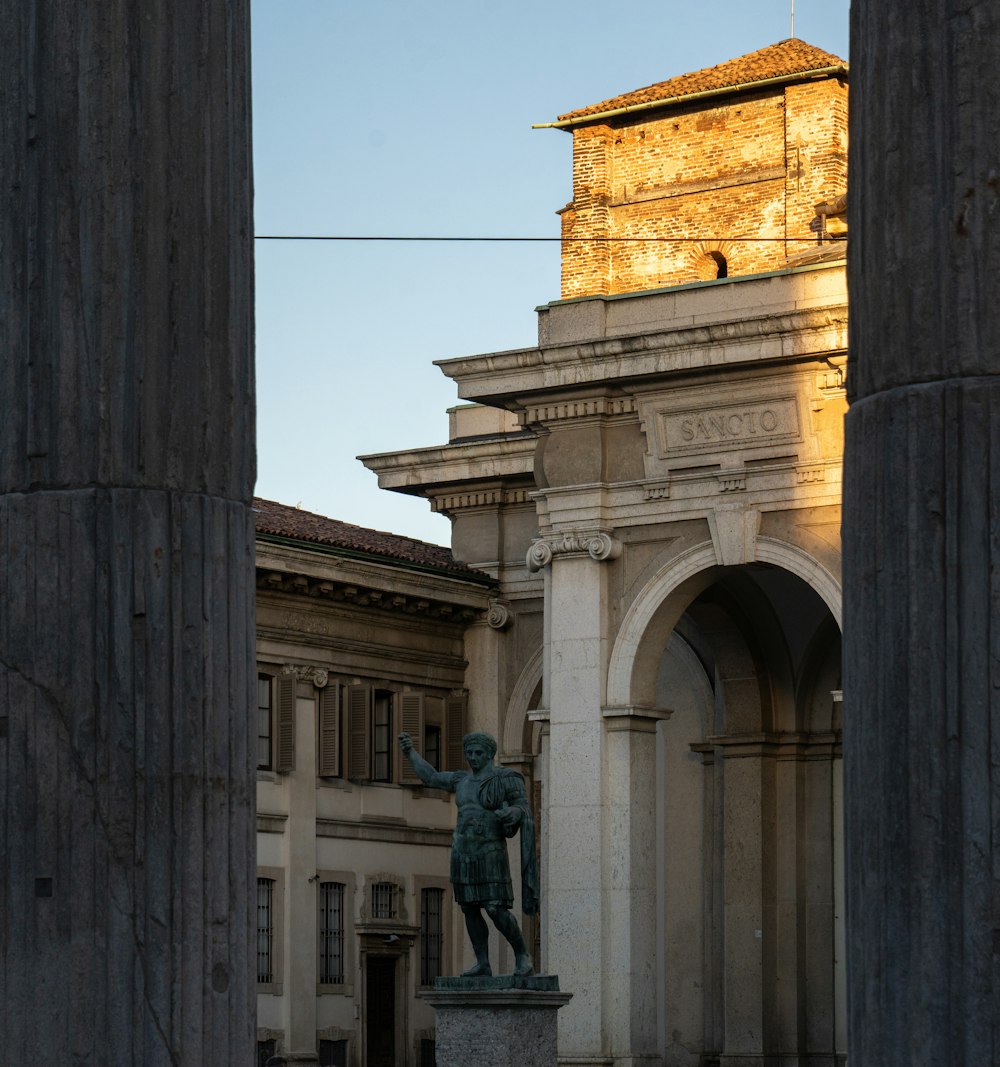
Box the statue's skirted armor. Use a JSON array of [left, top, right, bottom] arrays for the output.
[[450, 767, 539, 914]]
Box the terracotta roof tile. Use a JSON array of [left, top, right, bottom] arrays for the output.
[[253, 498, 489, 581], [556, 39, 847, 124]]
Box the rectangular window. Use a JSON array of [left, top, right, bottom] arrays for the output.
[[420, 887, 444, 986], [257, 878, 274, 983], [257, 675, 272, 770], [371, 881, 396, 920], [424, 724, 441, 770], [419, 1038, 437, 1067], [319, 881, 345, 984], [372, 691, 392, 782], [319, 1040, 347, 1067], [257, 1039, 276, 1067]]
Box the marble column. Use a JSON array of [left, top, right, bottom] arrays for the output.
[[543, 548, 608, 1062], [531, 531, 657, 1067], [0, 2, 255, 1063], [844, 2, 1000, 1063]]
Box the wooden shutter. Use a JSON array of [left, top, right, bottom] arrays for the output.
[[318, 684, 340, 777], [347, 685, 371, 779], [276, 673, 296, 773], [399, 693, 424, 785], [444, 691, 468, 771]]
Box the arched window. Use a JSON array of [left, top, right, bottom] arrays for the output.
[[707, 251, 728, 278]]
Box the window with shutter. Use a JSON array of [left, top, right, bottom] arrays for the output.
[[257, 674, 273, 770], [372, 691, 393, 782], [275, 673, 296, 773], [318, 684, 340, 777], [347, 685, 371, 779], [399, 693, 423, 785], [444, 691, 468, 771]]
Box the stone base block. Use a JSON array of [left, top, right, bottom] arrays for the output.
[[420, 977, 572, 1067]]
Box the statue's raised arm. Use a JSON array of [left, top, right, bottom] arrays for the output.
[[398, 732, 459, 791]]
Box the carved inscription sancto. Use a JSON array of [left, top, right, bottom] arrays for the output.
[[658, 397, 799, 455]]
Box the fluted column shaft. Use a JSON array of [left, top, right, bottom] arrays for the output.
[[844, 3, 1000, 1063], [0, 2, 255, 1063]]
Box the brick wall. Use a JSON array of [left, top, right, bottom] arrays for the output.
[[559, 76, 848, 299]]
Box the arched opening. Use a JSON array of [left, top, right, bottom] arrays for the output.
[[692, 249, 730, 281], [624, 562, 844, 1065], [707, 250, 728, 278]]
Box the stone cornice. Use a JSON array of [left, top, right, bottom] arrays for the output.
[[359, 434, 536, 494], [436, 304, 848, 405], [697, 730, 843, 759], [317, 817, 453, 848], [526, 530, 623, 571], [256, 567, 487, 623]]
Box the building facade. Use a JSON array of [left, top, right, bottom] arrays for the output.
[[251, 499, 497, 1066], [363, 40, 849, 1067]]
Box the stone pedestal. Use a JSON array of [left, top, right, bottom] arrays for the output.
[[420, 976, 572, 1067]]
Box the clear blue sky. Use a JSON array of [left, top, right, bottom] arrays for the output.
[[252, 0, 850, 546]]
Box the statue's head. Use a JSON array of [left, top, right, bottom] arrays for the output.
[[462, 731, 497, 760]]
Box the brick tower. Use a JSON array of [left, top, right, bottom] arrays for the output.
[[538, 39, 848, 298]]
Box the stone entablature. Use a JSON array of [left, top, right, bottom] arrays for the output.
[[636, 362, 846, 482], [439, 270, 847, 409]]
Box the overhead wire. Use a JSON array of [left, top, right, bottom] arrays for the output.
[[255, 234, 829, 243]]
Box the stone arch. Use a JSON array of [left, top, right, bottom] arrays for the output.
[[756, 536, 842, 626], [689, 239, 736, 281], [500, 647, 544, 759], [607, 537, 842, 711]]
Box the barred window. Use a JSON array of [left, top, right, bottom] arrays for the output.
[[371, 881, 396, 920], [319, 1039, 348, 1067], [420, 887, 444, 986], [319, 881, 345, 984], [257, 878, 275, 983]]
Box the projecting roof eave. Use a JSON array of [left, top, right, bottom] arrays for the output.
[[359, 434, 537, 497], [256, 531, 496, 588], [533, 63, 849, 131]]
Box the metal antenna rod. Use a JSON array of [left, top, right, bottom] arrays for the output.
[[791, 0, 795, 37]]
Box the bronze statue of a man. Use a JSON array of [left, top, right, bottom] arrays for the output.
[[399, 730, 538, 977]]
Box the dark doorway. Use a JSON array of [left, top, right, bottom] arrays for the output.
[[366, 956, 396, 1067]]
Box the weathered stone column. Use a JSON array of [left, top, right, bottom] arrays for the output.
[[0, 2, 255, 1063], [844, 3, 1000, 1064]]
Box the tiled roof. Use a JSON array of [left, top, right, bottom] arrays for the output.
[[253, 498, 489, 581], [556, 39, 847, 124]]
